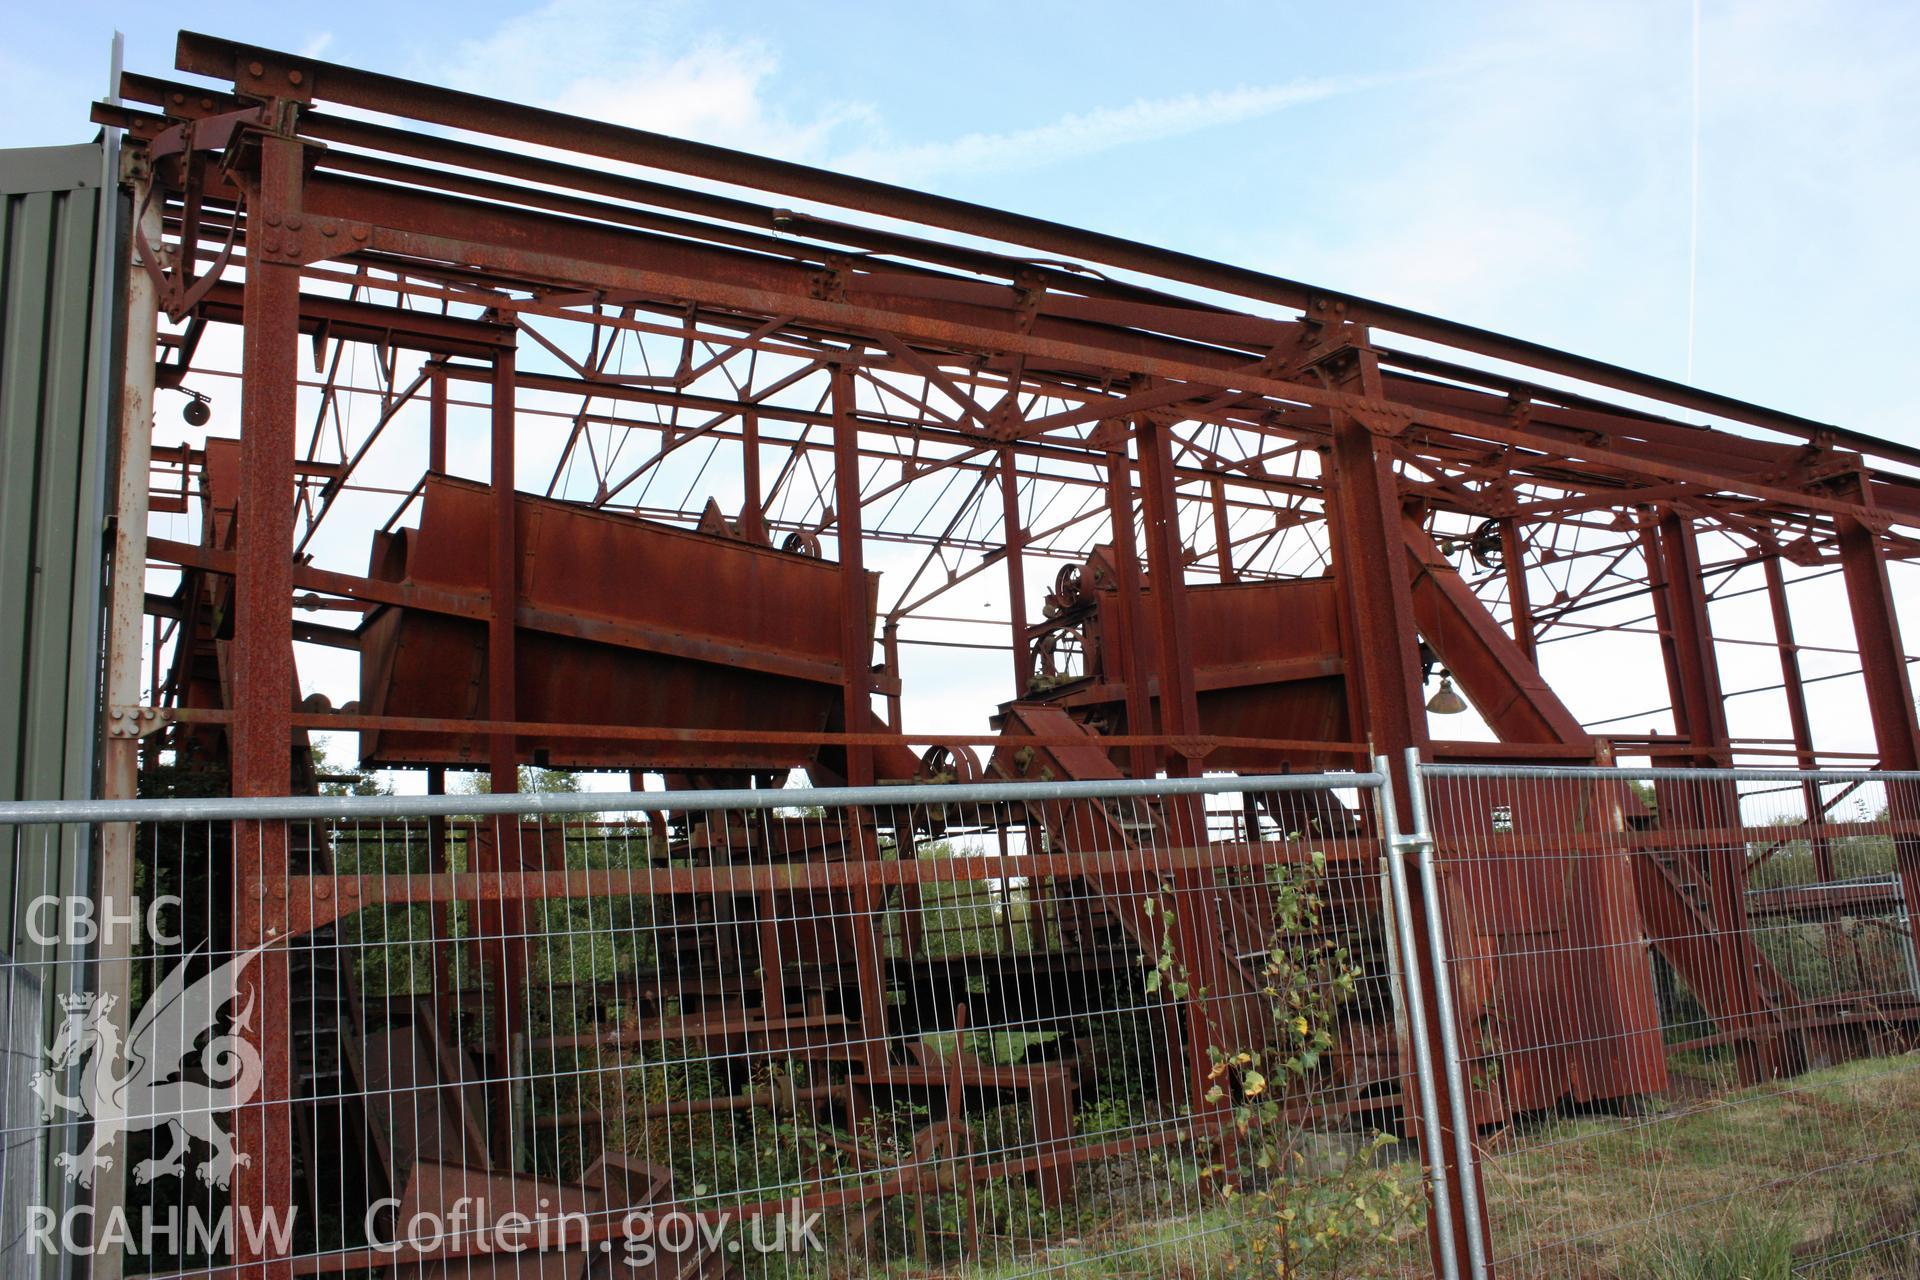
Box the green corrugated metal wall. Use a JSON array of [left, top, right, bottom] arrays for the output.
[[0, 143, 110, 815], [0, 141, 116, 1280], [0, 141, 116, 968]]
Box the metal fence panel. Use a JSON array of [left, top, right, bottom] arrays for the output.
[[0, 771, 1457, 1279], [1416, 763, 1920, 1278], [18, 759, 1920, 1276]]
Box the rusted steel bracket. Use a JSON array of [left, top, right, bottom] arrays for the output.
[[105, 704, 172, 740], [136, 105, 268, 321]]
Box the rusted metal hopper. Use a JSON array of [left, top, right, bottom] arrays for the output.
[[1015, 549, 1670, 1119], [1024, 548, 1351, 770], [357, 476, 876, 773]]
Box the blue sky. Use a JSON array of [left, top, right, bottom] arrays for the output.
[[8, 0, 1918, 449], [5, 2, 1916, 767]]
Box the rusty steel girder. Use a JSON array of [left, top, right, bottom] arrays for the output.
[[88, 27, 1920, 1280]]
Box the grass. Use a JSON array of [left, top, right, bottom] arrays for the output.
[[891, 1053, 1920, 1280], [889, 1142, 1430, 1280], [915, 1207, 1244, 1280], [1486, 1053, 1920, 1278], [320, 818, 1920, 1278], [1629, 1205, 1801, 1279]]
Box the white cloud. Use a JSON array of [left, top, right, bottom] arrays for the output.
[[429, 0, 871, 160], [1219, 0, 1920, 452], [431, 3, 1457, 192], [1230, 4, 1691, 374], [547, 42, 876, 160], [833, 71, 1430, 185]]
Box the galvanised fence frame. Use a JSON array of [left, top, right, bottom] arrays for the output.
[[2, 760, 1916, 1278]]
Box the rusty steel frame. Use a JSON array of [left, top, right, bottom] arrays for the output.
[[83, 28, 1920, 1280]]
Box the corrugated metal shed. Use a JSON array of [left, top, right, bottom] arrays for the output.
[[0, 139, 117, 1280], [0, 140, 115, 954], [0, 143, 112, 815]]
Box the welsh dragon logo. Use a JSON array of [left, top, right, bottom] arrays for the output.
[[31, 943, 267, 1190]]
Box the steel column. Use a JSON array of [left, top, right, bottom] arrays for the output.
[[1762, 555, 1831, 875], [425, 763, 455, 1029], [1649, 512, 1778, 1081], [230, 127, 305, 1280], [831, 363, 890, 1066], [1096, 427, 1187, 1098], [1500, 517, 1535, 662], [1326, 413, 1427, 762], [92, 152, 160, 1280], [1651, 512, 1732, 763], [488, 352, 519, 789], [1104, 431, 1156, 782], [1837, 519, 1920, 774], [741, 410, 767, 544], [832, 364, 874, 787], [484, 348, 525, 1160], [1324, 363, 1480, 1268], [1210, 476, 1235, 583], [1836, 517, 1920, 949], [428, 362, 447, 473], [1138, 413, 1201, 766], [1761, 555, 1819, 769], [999, 447, 1030, 696], [1138, 411, 1230, 1098]]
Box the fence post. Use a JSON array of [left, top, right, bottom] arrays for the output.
[[1374, 755, 1461, 1280], [1403, 748, 1490, 1279]]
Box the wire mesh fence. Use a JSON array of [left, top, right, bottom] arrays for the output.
[[10, 762, 1914, 1278], [1415, 762, 1920, 1279], [0, 769, 1457, 1279]]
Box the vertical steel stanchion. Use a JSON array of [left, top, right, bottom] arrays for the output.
[[1373, 756, 1461, 1280], [1404, 748, 1489, 1280]]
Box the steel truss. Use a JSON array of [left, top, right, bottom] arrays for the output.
[[78, 29, 1920, 1279]]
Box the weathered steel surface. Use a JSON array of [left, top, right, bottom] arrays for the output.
[[1027, 553, 1351, 769], [1029, 517, 1591, 772], [358, 475, 876, 772], [1424, 772, 1671, 1117], [55, 27, 1920, 1279]]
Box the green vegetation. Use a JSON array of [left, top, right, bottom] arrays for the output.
[[1134, 859, 1427, 1279], [887, 838, 1043, 958], [897, 1052, 1920, 1280], [1746, 827, 1895, 891], [1488, 1054, 1920, 1278], [321, 806, 1919, 1279]]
